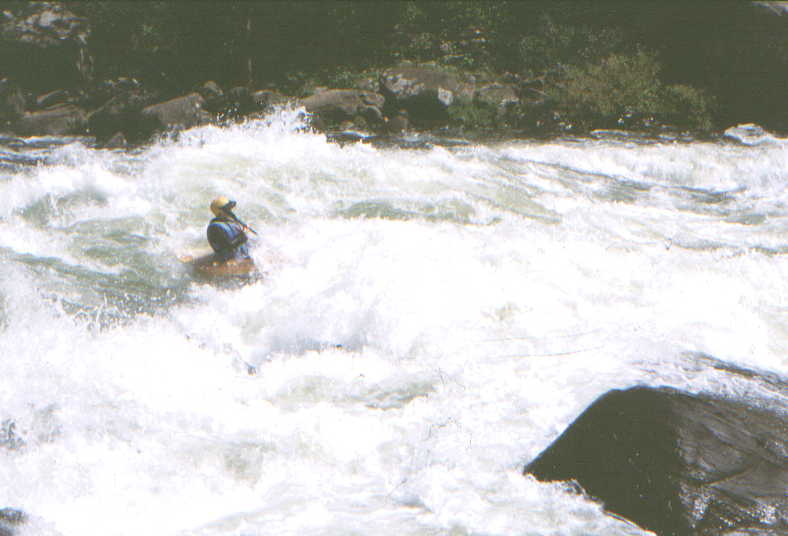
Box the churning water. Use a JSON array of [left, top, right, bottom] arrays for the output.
[[0, 111, 786, 535]]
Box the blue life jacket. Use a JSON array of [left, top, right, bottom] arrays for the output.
[[207, 217, 250, 261]]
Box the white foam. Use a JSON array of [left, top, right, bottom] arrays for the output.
[[0, 114, 784, 535]]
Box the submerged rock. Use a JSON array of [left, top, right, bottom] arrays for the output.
[[0, 509, 26, 536], [524, 386, 787, 536]]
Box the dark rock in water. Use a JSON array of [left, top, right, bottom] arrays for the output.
[[102, 131, 127, 149], [225, 86, 257, 117], [524, 386, 787, 536], [0, 508, 27, 536], [86, 87, 158, 144], [14, 103, 87, 136], [85, 77, 149, 110], [142, 92, 211, 132], [301, 89, 385, 129], [251, 89, 288, 112], [383, 109, 410, 134], [380, 64, 475, 124], [197, 80, 224, 105]]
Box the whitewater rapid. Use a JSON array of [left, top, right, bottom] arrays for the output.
[[0, 112, 786, 535]]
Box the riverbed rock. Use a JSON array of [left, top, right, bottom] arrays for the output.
[[380, 64, 476, 124], [0, 2, 92, 93], [252, 89, 289, 111], [524, 386, 787, 536], [197, 80, 224, 104], [102, 131, 127, 149], [87, 90, 156, 144], [14, 103, 87, 136], [223, 86, 258, 119], [475, 84, 519, 111], [142, 92, 211, 132], [301, 89, 385, 128]]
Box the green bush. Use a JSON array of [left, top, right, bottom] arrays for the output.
[[662, 84, 716, 132], [518, 16, 626, 79], [551, 51, 663, 129], [542, 50, 713, 132], [447, 98, 500, 130]]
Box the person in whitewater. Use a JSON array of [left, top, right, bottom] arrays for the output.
[[207, 196, 252, 262], [186, 196, 257, 277]]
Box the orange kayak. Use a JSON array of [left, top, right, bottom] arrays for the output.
[[180, 253, 257, 278]]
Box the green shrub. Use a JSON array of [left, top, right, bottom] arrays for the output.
[[518, 16, 626, 79], [447, 98, 500, 130], [551, 51, 663, 130], [662, 84, 716, 132]]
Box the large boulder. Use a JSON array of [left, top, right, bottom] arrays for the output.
[[301, 89, 385, 128], [474, 83, 519, 111], [14, 103, 87, 136], [196, 80, 225, 113], [379, 64, 475, 124], [524, 386, 787, 535], [141, 92, 211, 132], [0, 2, 92, 93], [251, 89, 289, 111], [86, 89, 157, 144], [223, 86, 258, 119]]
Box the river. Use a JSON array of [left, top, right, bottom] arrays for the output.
[[0, 112, 786, 535]]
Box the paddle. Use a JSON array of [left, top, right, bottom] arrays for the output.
[[225, 208, 258, 235], [219, 200, 257, 235]]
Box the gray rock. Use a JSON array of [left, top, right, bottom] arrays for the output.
[[102, 131, 127, 149], [380, 64, 476, 123], [87, 90, 154, 143], [524, 385, 787, 536], [301, 89, 385, 127], [196, 80, 225, 114], [198, 80, 224, 101], [142, 92, 211, 131], [475, 84, 519, 110], [15, 103, 87, 136], [251, 89, 289, 111]]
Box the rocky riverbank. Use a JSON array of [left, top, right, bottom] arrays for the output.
[[1, 2, 786, 146], [0, 3, 528, 145]]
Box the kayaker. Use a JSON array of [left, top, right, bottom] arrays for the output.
[[207, 196, 253, 262]]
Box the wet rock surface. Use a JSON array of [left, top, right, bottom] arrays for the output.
[[524, 386, 787, 536]]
